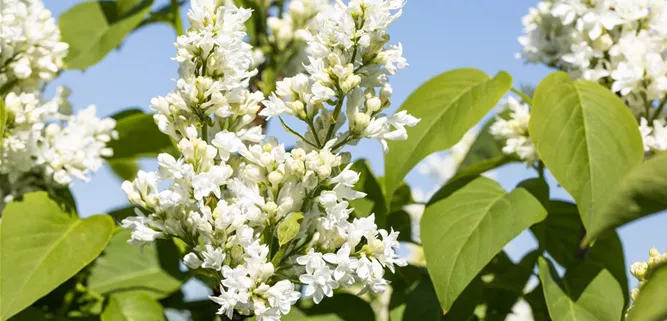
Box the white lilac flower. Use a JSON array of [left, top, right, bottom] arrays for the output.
[[639, 117, 667, 152], [518, 0, 667, 118], [0, 0, 116, 207], [299, 266, 339, 304], [490, 96, 538, 165], [0, 0, 69, 93], [628, 248, 667, 313], [0, 90, 117, 204], [121, 0, 411, 319]]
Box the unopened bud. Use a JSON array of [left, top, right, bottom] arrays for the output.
[[341, 74, 362, 94], [366, 97, 382, 113], [316, 165, 332, 179], [593, 34, 613, 52], [287, 100, 305, 118], [328, 53, 342, 67], [263, 201, 278, 215], [352, 113, 371, 133], [268, 170, 283, 185], [649, 248, 660, 258], [631, 262, 649, 280], [380, 84, 393, 103]]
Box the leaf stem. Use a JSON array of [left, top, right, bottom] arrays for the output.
[[307, 117, 322, 147], [511, 88, 533, 105], [325, 97, 345, 144], [279, 117, 318, 148]]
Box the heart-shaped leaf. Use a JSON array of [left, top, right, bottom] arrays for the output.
[[60, 0, 154, 70], [0, 192, 114, 320], [87, 230, 186, 299], [538, 257, 623, 321], [531, 201, 628, 302], [529, 72, 644, 231], [585, 152, 667, 244], [101, 291, 165, 321], [421, 176, 547, 311], [384, 68, 512, 199]]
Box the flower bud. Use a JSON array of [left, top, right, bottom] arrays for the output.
[[380, 84, 393, 104], [287, 100, 306, 119], [649, 248, 660, 258], [319, 191, 338, 207], [631, 262, 649, 280], [242, 164, 263, 181], [184, 252, 203, 269], [263, 201, 278, 216], [268, 170, 283, 185], [341, 74, 361, 93], [316, 165, 332, 179], [631, 288, 640, 302], [366, 97, 382, 113], [328, 53, 342, 67], [352, 113, 371, 133], [593, 34, 613, 52]]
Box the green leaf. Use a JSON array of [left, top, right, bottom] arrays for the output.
[[531, 201, 629, 302], [386, 210, 412, 242], [525, 284, 551, 321], [517, 178, 549, 206], [350, 159, 386, 226], [101, 291, 165, 321], [0, 192, 114, 321], [421, 176, 547, 312], [108, 110, 176, 160], [483, 251, 540, 320], [389, 183, 413, 214], [7, 308, 46, 321], [627, 264, 667, 321], [306, 293, 375, 321], [538, 257, 624, 321], [403, 275, 448, 321], [384, 68, 513, 199], [277, 212, 304, 246], [529, 72, 644, 231], [117, 0, 143, 15], [87, 230, 186, 299], [108, 206, 136, 222], [60, 0, 154, 70], [585, 152, 667, 244], [108, 159, 140, 181], [282, 307, 309, 321]]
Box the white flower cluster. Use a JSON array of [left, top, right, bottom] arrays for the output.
[[0, 0, 69, 93], [267, 0, 332, 52], [639, 117, 667, 153], [629, 248, 667, 303], [0, 0, 116, 204], [121, 1, 415, 320], [261, 0, 417, 152], [518, 0, 667, 144], [490, 97, 538, 164], [0, 88, 118, 198]]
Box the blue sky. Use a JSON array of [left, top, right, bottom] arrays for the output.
[[45, 0, 665, 281]]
